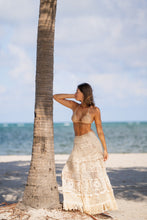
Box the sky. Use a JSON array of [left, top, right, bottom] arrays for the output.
[[0, 0, 147, 123]]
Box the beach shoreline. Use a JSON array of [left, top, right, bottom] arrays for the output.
[[0, 153, 146, 165], [0, 153, 147, 220]]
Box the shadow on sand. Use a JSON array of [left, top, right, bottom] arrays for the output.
[[107, 166, 147, 201], [0, 160, 146, 204]]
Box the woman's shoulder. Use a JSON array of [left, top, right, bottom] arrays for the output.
[[92, 106, 101, 115], [91, 105, 100, 111]]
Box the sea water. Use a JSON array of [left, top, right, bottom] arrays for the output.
[[0, 122, 147, 155]]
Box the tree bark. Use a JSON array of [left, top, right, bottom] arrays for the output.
[[22, 0, 60, 209]]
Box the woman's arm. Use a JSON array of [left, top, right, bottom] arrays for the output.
[[94, 107, 108, 161], [53, 94, 78, 110]]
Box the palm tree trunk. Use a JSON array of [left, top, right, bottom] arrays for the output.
[[22, 0, 60, 209]]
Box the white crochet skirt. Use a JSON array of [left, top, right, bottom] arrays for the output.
[[62, 131, 118, 215]]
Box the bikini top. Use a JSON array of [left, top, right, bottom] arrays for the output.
[[71, 105, 92, 124]]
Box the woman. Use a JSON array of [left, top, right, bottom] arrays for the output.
[[53, 83, 118, 216]]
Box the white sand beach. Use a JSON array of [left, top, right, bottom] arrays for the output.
[[0, 153, 147, 220]]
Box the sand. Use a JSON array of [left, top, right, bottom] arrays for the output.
[[0, 153, 147, 220]]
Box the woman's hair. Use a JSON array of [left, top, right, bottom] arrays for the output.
[[78, 83, 95, 107]]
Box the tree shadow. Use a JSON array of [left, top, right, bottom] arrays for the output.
[[55, 163, 64, 202], [0, 161, 30, 204], [0, 160, 146, 204], [0, 160, 65, 204], [106, 167, 147, 201]]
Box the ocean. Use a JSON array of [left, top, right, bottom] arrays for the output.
[[0, 122, 147, 155]]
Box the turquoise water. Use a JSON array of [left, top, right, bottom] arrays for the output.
[[0, 122, 147, 155]]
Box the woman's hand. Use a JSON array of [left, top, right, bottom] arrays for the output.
[[103, 150, 108, 161]]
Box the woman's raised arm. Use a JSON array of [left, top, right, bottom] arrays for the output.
[[53, 94, 78, 110]]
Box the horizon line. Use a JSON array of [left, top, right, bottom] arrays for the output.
[[0, 120, 147, 124]]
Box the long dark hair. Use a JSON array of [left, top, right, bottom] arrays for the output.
[[78, 83, 95, 107]]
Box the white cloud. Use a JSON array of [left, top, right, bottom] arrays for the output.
[[0, 0, 39, 24], [0, 85, 6, 95], [88, 73, 147, 101], [8, 44, 35, 84], [0, 0, 147, 122], [55, 0, 147, 73], [11, 25, 37, 47]]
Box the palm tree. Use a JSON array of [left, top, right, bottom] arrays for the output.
[[22, 0, 60, 209]]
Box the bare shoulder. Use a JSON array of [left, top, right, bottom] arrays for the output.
[[93, 106, 102, 124], [89, 106, 100, 118], [94, 106, 101, 115]]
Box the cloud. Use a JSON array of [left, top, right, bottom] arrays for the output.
[[0, 0, 147, 122], [0, 0, 39, 24], [11, 25, 37, 47], [88, 73, 147, 98], [53, 69, 147, 109], [55, 0, 147, 81], [7, 44, 35, 84], [0, 85, 6, 95], [0, 0, 39, 52]]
